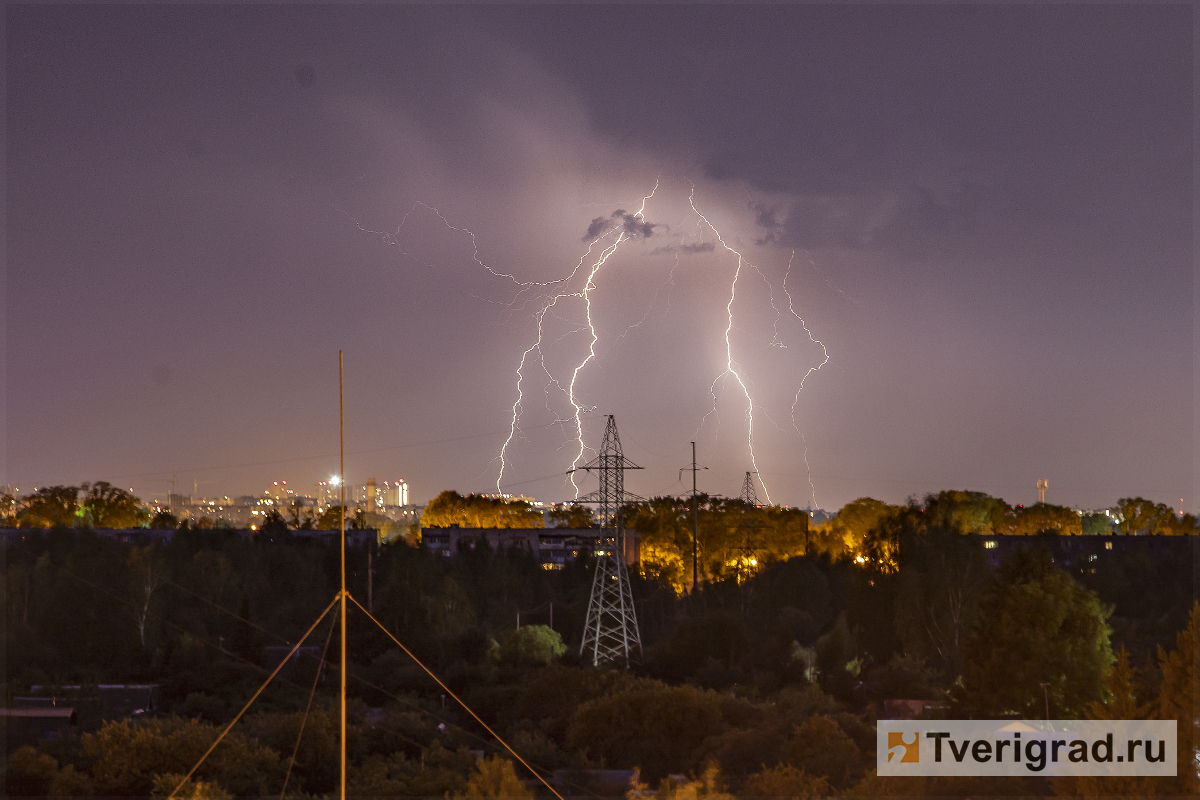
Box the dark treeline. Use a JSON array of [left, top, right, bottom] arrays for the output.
[[3, 514, 1197, 798]]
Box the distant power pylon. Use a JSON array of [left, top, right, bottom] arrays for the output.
[[569, 415, 644, 666], [739, 471, 761, 507], [1037, 479, 1048, 504]]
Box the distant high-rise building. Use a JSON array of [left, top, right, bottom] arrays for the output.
[[354, 479, 408, 510]]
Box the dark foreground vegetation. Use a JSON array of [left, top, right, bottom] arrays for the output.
[[3, 501, 1196, 798]]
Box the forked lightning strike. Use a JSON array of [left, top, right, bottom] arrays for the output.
[[353, 178, 830, 507], [783, 250, 831, 508], [499, 181, 660, 496], [687, 185, 772, 504]]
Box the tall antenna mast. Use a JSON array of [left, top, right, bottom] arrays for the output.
[[339, 352, 346, 800], [570, 415, 644, 666]]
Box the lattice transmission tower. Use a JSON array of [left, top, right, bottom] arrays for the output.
[[739, 471, 761, 507], [569, 415, 644, 666]]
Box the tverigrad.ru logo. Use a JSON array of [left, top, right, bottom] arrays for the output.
[[887, 732, 919, 763], [877, 720, 1176, 777]]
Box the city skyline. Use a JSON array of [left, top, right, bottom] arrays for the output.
[[6, 6, 1192, 513]]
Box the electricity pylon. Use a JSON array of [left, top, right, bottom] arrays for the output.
[[739, 471, 761, 507], [569, 415, 643, 666]]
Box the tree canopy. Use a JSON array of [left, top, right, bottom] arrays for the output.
[[957, 549, 1113, 718], [421, 491, 544, 529]]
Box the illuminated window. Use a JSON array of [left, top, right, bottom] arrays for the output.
[[1105, 542, 1113, 550], [984, 541, 997, 549]]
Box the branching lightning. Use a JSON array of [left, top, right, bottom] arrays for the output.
[[687, 185, 773, 504], [783, 250, 831, 508], [497, 180, 660, 496], [352, 177, 833, 507]]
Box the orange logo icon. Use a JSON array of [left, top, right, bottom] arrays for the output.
[[887, 732, 919, 763]]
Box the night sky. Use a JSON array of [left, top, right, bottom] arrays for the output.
[[5, 5, 1193, 512]]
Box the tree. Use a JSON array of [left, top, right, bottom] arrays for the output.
[[546, 502, 594, 528], [150, 510, 179, 529], [80, 481, 144, 528], [452, 757, 533, 800], [20, 485, 80, 528], [316, 505, 348, 530], [1013, 503, 1083, 536], [1082, 511, 1113, 535], [258, 509, 288, 535], [1114, 497, 1174, 536], [3, 746, 60, 796], [739, 764, 829, 798], [957, 549, 1113, 718], [1049, 650, 1150, 796], [80, 717, 281, 797], [641, 762, 736, 800], [1155, 601, 1198, 795], [922, 490, 1015, 534], [421, 490, 544, 529], [128, 545, 168, 649], [1, 491, 16, 525], [497, 624, 566, 666], [151, 773, 231, 800], [567, 681, 723, 782], [779, 715, 863, 790], [815, 497, 900, 559], [895, 530, 990, 677]]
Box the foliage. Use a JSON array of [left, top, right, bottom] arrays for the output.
[[1013, 502, 1082, 536], [1113, 497, 1177, 536], [636, 762, 735, 800], [957, 549, 1113, 718], [316, 504, 349, 530], [811, 497, 899, 560], [150, 510, 180, 529], [1154, 601, 1199, 795], [780, 714, 864, 790], [894, 530, 990, 677], [3, 746, 60, 796], [627, 496, 809, 592], [80, 717, 282, 797], [421, 490, 543, 529], [921, 490, 1016, 535], [496, 624, 566, 666], [739, 764, 829, 797], [451, 756, 533, 800], [545, 503, 594, 528], [1, 491, 17, 525], [150, 773, 231, 800], [80, 481, 145, 529], [19, 486, 80, 528], [567, 680, 723, 782]]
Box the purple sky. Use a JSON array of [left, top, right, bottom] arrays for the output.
[[5, 5, 1194, 513]]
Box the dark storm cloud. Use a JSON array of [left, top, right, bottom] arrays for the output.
[[5, 4, 1190, 513], [648, 240, 716, 256], [583, 209, 656, 241], [754, 187, 980, 253]]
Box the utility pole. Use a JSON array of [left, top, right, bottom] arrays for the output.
[[691, 443, 699, 594]]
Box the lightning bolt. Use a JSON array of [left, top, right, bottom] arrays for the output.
[[687, 185, 773, 505], [498, 180, 660, 495], [351, 177, 831, 509], [783, 249, 831, 509]]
